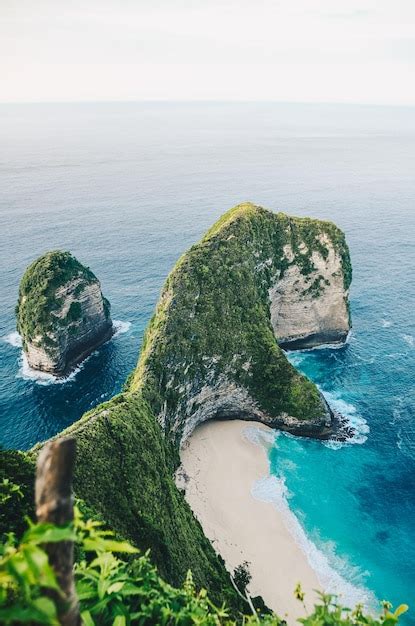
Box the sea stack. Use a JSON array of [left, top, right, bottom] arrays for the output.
[[16, 251, 113, 376]]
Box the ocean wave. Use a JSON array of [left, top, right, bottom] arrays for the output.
[[319, 388, 369, 448], [381, 319, 393, 328], [393, 395, 415, 461], [252, 474, 377, 611], [18, 352, 93, 386], [243, 425, 278, 448], [3, 331, 23, 348], [9, 320, 131, 386], [401, 334, 414, 348], [397, 430, 415, 461], [112, 319, 132, 337]]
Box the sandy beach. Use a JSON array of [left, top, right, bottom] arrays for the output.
[[178, 419, 321, 622]]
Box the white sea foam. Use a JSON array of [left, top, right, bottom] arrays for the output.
[[252, 473, 378, 611], [18, 352, 92, 386], [393, 397, 415, 461], [381, 319, 393, 328], [401, 334, 414, 348], [319, 388, 369, 447], [112, 319, 132, 337], [4, 331, 22, 348], [243, 425, 278, 448], [9, 320, 131, 386]]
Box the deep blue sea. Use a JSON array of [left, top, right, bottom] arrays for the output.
[[1, 102, 414, 617]]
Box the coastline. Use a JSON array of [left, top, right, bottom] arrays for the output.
[[177, 419, 322, 622], [5, 320, 131, 386]]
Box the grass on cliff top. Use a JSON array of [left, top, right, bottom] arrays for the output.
[[16, 250, 97, 347]]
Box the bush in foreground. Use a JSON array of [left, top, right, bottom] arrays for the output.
[[0, 503, 408, 626]]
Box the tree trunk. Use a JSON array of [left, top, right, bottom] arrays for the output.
[[35, 438, 80, 626]]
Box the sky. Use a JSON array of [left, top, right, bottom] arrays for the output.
[[1, 0, 415, 104]]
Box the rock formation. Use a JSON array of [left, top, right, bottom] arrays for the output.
[[16, 251, 113, 375], [6, 203, 353, 601], [130, 202, 352, 443], [269, 234, 350, 349]]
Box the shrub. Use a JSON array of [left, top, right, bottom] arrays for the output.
[[0, 509, 408, 626]]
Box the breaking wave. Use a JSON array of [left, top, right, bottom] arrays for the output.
[[112, 319, 132, 337], [252, 473, 377, 611], [401, 334, 414, 348], [4, 320, 132, 386], [319, 388, 370, 448], [4, 331, 22, 348]]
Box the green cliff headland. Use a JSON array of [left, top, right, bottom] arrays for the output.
[[3, 203, 352, 608]]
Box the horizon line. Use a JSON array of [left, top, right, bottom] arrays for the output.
[[1, 98, 415, 108]]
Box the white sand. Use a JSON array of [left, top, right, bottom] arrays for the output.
[[178, 419, 321, 623]]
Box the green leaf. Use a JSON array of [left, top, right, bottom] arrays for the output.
[[112, 616, 126, 626], [23, 546, 60, 590], [32, 597, 58, 621], [83, 538, 138, 554], [22, 523, 76, 545], [81, 610, 95, 626], [394, 604, 409, 617], [107, 581, 125, 594]]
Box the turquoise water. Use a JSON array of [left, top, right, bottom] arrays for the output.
[[1, 102, 414, 617]]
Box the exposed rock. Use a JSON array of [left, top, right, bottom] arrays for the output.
[[269, 234, 350, 349], [131, 202, 352, 444], [16, 251, 113, 375]]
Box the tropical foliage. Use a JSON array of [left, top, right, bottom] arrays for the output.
[[0, 508, 408, 626]]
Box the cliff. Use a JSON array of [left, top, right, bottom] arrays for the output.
[[4, 203, 352, 607], [16, 251, 113, 375], [131, 203, 351, 442]]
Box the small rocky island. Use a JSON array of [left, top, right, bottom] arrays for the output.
[[16, 251, 113, 376]]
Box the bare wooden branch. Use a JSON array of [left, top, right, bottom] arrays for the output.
[[35, 438, 80, 626], [229, 574, 259, 621]]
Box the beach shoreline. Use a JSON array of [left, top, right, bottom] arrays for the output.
[[177, 419, 322, 622]]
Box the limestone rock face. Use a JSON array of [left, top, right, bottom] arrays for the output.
[[132, 203, 352, 444], [269, 235, 350, 349], [16, 251, 113, 375]]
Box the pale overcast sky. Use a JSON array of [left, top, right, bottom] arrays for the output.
[[1, 0, 415, 104]]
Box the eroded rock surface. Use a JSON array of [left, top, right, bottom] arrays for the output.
[[17, 251, 112, 375], [131, 203, 352, 443], [269, 235, 350, 349]]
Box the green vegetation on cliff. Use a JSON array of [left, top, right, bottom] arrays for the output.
[[16, 251, 97, 351], [132, 203, 351, 440], [53, 392, 239, 608], [3, 204, 353, 614]]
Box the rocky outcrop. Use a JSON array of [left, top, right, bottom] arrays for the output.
[[269, 235, 350, 349], [16, 251, 113, 375], [131, 203, 352, 444]]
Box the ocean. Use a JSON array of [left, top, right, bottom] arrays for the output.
[[1, 102, 414, 617]]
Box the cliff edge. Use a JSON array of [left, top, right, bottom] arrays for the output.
[[131, 202, 351, 442], [16, 251, 113, 375]]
